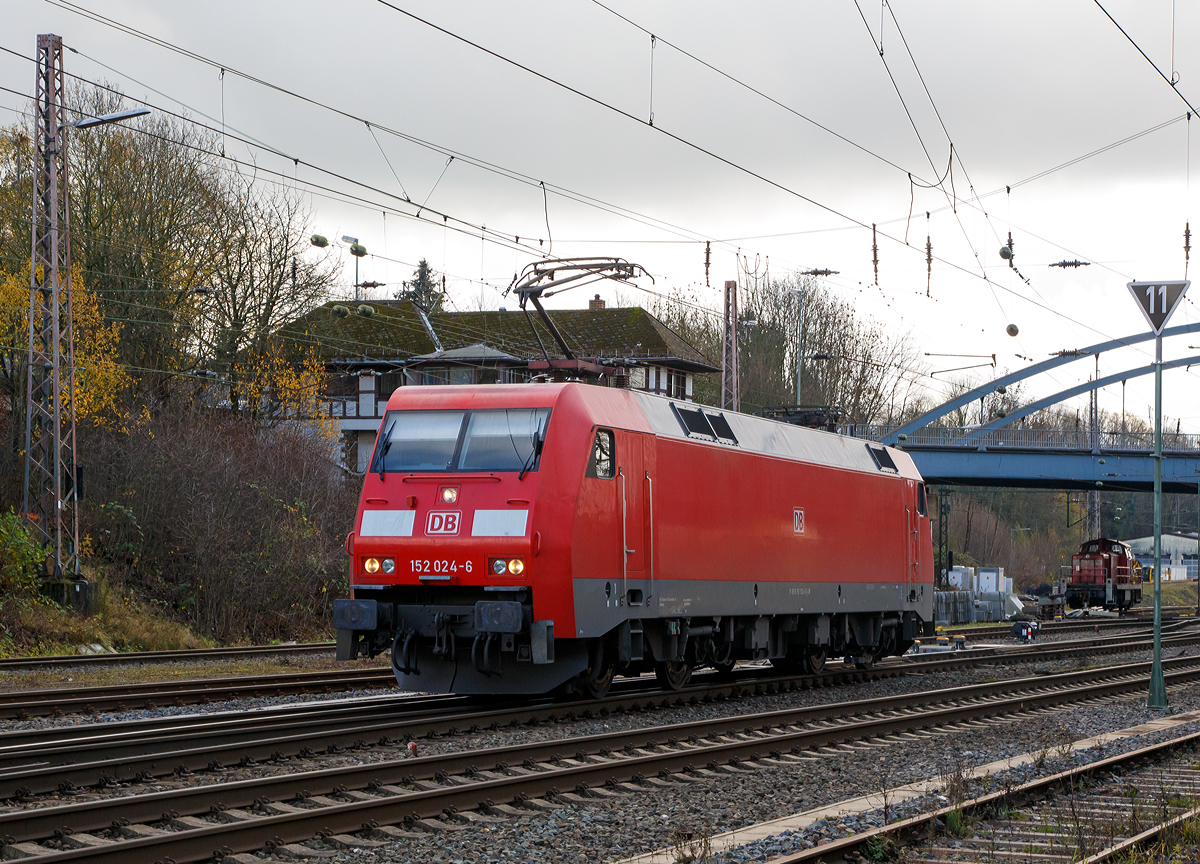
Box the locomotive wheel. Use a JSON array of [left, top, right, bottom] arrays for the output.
[[852, 648, 878, 670], [655, 660, 692, 691], [804, 648, 826, 675], [581, 638, 616, 699]]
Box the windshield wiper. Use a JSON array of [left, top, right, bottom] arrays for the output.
[[372, 420, 397, 480], [518, 421, 545, 481]]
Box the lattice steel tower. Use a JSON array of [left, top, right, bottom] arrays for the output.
[[721, 280, 739, 411], [24, 34, 80, 576]]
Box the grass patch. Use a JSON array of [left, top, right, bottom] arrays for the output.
[[860, 835, 900, 862], [0, 511, 212, 659], [945, 808, 970, 837], [1132, 581, 1200, 609], [1, 566, 209, 659], [1112, 813, 1200, 862]]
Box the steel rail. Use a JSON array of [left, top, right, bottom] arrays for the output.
[[0, 643, 336, 672], [944, 612, 1188, 639], [0, 666, 903, 795], [7, 658, 1200, 863], [3, 627, 1195, 778], [767, 721, 1200, 863], [0, 667, 396, 719], [5, 612, 1191, 724], [3, 621, 1190, 761], [1, 651, 1196, 804]]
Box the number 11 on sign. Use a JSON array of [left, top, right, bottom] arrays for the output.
[[1146, 283, 1165, 314]]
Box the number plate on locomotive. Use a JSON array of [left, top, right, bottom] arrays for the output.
[[410, 559, 474, 574]]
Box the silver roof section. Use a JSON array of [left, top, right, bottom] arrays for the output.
[[631, 391, 922, 481]]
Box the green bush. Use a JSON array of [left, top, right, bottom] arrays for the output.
[[0, 511, 43, 599]]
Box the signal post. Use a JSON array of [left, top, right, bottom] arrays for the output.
[[1128, 279, 1190, 709]]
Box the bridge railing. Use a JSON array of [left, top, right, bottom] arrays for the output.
[[840, 424, 1200, 452]]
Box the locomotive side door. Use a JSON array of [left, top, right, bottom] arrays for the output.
[[615, 431, 646, 603], [907, 480, 923, 587]]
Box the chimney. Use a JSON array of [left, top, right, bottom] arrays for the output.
[[589, 294, 605, 311]]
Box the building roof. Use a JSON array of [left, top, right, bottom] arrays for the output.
[[413, 343, 519, 362], [1125, 533, 1200, 555], [279, 301, 717, 371]]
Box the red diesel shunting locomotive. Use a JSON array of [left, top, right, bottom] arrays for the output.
[[1068, 537, 1143, 611], [333, 383, 935, 696]]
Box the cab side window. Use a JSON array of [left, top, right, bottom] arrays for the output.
[[916, 483, 927, 516], [586, 429, 615, 479]]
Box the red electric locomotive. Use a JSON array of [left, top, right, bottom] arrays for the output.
[[1067, 537, 1143, 611], [333, 383, 935, 696]]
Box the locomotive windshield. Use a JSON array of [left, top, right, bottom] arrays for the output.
[[372, 408, 551, 474]]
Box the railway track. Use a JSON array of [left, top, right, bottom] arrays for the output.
[[0, 643, 336, 673], [945, 611, 1187, 640], [4, 617, 1196, 720], [768, 727, 1200, 864], [0, 604, 1176, 671], [0, 666, 395, 720], [4, 654, 1200, 862]]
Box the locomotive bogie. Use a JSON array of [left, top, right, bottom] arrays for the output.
[[333, 383, 935, 695]]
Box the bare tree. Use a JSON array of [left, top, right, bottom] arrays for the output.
[[652, 272, 927, 422], [67, 83, 223, 394], [197, 175, 337, 414]]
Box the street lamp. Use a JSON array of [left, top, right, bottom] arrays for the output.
[[73, 107, 150, 130], [312, 234, 373, 301]]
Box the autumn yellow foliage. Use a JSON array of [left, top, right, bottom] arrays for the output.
[[0, 264, 127, 424], [233, 338, 339, 444]]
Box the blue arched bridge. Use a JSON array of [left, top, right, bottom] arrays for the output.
[[844, 322, 1200, 493]]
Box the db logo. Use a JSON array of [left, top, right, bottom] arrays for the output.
[[425, 511, 461, 535], [793, 508, 805, 536]]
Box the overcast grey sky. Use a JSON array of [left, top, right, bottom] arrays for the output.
[[3, 1, 1200, 429]]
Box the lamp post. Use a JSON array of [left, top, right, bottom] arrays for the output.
[[1126, 279, 1190, 709], [1009, 526, 1032, 557], [790, 287, 802, 406], [1150, 327, 1167, 708], [312, 234, 369, 300]]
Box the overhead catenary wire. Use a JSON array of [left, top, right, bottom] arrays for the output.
[[365, 122, 411, 202], [21, 8, 794, 266], [1, 10, 1158, 360], [587, 0, 936, 184], [6, 2, 1173, 336], [1093, 0, 1200, 118], [9, 9, 1200, 415], [850, 0, 1009, 325], [367, 0, 1144, 349], [0, 69, 551, 266], [0, 69, 1168, 393]]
